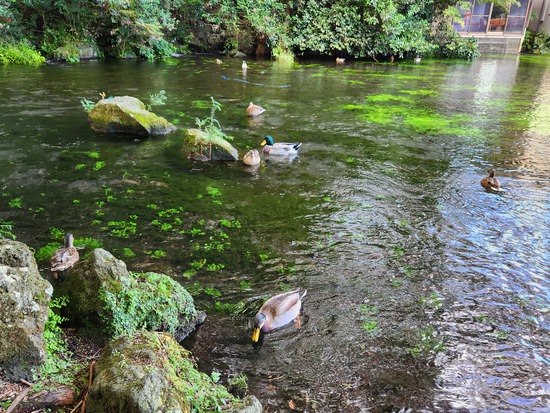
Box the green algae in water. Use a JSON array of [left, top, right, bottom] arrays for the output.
[[400, 89, 438, 97], [366, 94, 415, 103], [404, 112, 483, 136]]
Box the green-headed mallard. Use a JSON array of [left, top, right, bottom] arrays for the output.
[[260, 135, 302, 156], [246, 102, 265, 117], [252, 289, 307, 342], [50, 232, 79, 279], [480, 168, 503, 192], [243, 149, 261, 166]]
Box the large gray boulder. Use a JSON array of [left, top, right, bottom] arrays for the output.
[[87, 332, 262, 413], [185, 128, 239, 161], [54, 249, 205, 341], [0, 239, 52, 379], [89, 96, 176, 136]]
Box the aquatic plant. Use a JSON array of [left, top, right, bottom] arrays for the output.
[[8, 196, 22, 208], [194, 97, 233, 148], [0, 220, 16, 239], [147, 90, 167, 111], [80, 97, 96, 113]]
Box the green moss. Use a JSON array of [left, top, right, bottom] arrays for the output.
[[101, 333, 243, 411], [99, 271, 197, 338]]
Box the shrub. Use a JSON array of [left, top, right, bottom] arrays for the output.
[[441, 35, 480, 59], [0, 40, 45, 64], [522, 29, 550, 54]]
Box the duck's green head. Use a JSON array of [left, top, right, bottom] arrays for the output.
[[261, 136, 274, 146], [252, 313, 266, 342]]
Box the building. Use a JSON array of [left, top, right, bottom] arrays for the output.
[[529, 0, 550, 33], [454, 0, 532, 53]]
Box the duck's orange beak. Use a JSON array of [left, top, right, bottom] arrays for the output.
[[260, 139, 267, 146], [252, 327, 261, 342]]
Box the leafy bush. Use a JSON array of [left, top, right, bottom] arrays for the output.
[[39, 296, 75, 383], [0, 41, 45, 64], [522, 29, 550, 54], [441, 34, 480, 59]]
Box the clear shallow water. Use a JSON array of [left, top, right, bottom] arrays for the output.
[[0, 55, 549, 412]]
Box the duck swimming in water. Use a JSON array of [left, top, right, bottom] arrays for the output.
[[480, 168, 503, 192], [260, 135, 302, 156], [246, 102, 265, 117], [252, 289, 307, 342], [50, 232, 79, 279], [243, 149, 261, 166]]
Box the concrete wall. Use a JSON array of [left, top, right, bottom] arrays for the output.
[[530, 0, 550, 32]]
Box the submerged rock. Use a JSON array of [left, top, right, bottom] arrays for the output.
[[87, 332, 262, 413], [88, 96, 176, 136], [185, 128, 239, 161], [0, 239, 52, 379], [54, 248, 205, 342]]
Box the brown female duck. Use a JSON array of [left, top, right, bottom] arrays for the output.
[[50, 232, 79, 279], [480, 168, 503, 192]]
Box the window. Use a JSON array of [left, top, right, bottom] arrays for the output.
[[453, 0, 530, 35]]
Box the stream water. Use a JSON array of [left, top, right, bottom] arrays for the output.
[[0, 54, 549, 412]]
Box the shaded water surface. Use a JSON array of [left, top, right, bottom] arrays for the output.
[[0, 55, 549, 412]]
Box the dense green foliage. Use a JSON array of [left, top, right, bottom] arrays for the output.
[[522, 29, 550, 54], [0, 0, 528, 62], [0, 40, 45, 64]]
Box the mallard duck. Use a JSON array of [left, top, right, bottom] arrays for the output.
[[242, 61, 248, 70], [260, 135, 302, 156], [246, 102, 265, 117], [243, 149, 261, 166], [336, 57, 345, 64], [252, 289, 307, 342], [50, 232, 79, 279], [480, 168, 503, 192], [414, 55, 421, 64], [215, 58, 222, 65]]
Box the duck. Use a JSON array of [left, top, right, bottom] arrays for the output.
[[252, 289, 307, 342], [243, 149, 261, 166], [215, 58, 222, 64], [260, 135, 302, 156], [50, 232, 79, 279], [242, 61, 248, 70], [480, 168, 503, 192], [246, 102, 265, 117], [414, 55, 421, 64], [336, 57, 345, 64]]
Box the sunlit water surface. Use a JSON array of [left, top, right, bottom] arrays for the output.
[[0, 55, 549, 412]]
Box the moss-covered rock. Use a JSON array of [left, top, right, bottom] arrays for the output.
[[87, 332, 261, 413], [89, 96, 176, 136], [0, 239, 52, 379], [54, 249, 205, 342], [185, 128, 239, 161]]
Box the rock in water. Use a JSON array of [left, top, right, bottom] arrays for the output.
[[88, 96, 176, 136]]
